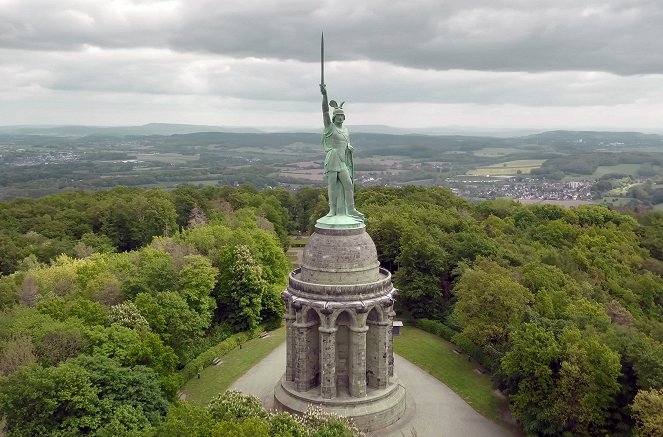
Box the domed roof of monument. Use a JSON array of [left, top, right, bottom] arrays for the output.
[[298, 226, 382, 286]]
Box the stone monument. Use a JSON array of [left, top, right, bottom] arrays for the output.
[[273, 34, 406, 432]]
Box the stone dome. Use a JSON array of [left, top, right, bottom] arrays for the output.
[[299, 227, 382, 285]]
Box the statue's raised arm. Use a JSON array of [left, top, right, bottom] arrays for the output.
[[321, 84, 331, 129]]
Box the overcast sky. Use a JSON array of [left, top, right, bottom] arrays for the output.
[[2, 0, 663, 132]]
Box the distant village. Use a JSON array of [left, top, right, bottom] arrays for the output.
[[444, 176, 596, 203]]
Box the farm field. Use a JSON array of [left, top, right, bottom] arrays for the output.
[[135, 153, 200, 164], [278, 168, 324, 181], [467, 159, 545, 176], [592, 164, 642, 177], [518, 199, 597, 207], [473, 147, 523, 157]]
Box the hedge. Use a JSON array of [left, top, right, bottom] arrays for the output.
[[178, 326, 263, 387], [415, 318, 457, 342], [414, 319, 497, 370]]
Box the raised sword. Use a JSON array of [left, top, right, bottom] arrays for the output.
[[320, 32, 325, 87]]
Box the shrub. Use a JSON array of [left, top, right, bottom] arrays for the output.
[[207, 390, 268, 422], [415, 318, 457, 341], [178, 327, 262, 386]]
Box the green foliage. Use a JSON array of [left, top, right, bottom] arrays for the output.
[[503, 324, 621, 435], [301, 406, 363, 437], [155, 401, 215, 437], [108, 301, 150, 331], [0, 360, 101, 436], [178, 329, 259, 387], [2, 183, 663, 437], [216, 245, 266, 331], [1, 352, 165, 434], [73, 354, 169, 424], [631, 389, 663, 437], [122, 247, 178, 299], [177, 255, 218, 319], [93, 404, 153, 437], [269, 412, 309, 437], [207, 390, 269, 422], [452, 258, 532, 350], [134, 291, 210, 356], [85, 324, 178, 377], [414, 318, 457, 342], [0, 273, 20, 310]]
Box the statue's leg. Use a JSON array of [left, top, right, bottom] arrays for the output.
[[338, 169, 364, 219], [325, 172, 338, 216]]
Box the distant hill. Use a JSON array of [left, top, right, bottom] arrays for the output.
[[522, 130, 663, 150], [0, 123, 264, 136], [1, 124, 662, 154]]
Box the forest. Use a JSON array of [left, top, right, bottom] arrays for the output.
[[0, 184, 662, 436]]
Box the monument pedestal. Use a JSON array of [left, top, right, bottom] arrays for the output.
[[274, 223, 406, 432], [274, 375, 406, 431]]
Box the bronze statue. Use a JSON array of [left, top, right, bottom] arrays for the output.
[[319, 34, 363, 222]]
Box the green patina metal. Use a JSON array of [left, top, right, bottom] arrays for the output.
[[317, 34, 364, 229]]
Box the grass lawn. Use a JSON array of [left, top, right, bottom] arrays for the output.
[[181, 325, 512, 429], [181, 326, 286, 407], [394, 326, 507, 424]]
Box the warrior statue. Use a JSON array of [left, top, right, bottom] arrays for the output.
[[319, 85, 363, 220], [318, 34, 363, 221]]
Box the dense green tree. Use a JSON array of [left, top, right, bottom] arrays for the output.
[[85, 324, 178, 377], [134, 291, 210, 355], [72, 354, 169, 425], [155, 401, 215, 437], [122, 248, 177, 299], [0, 361, 100, 436], [93, 404, 153, 437], [108, 301, 150, 330], [453, 258, 532, 349], [393, 227, 450, 318], [171, 184, 211, 228], [216, 245, 266, 331], [0, 273, 20, 310], [177, 255, 217, 320], [631, 389, 663, 437], [207, 390, 268, 422], [503, 324, 621, 436]]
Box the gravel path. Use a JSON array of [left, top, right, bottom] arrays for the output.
[[230, 342, 517, 437]]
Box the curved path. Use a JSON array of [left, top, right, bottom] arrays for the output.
[[230, 342, 516, 437]]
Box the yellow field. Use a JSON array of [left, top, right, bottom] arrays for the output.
[[278, 168, 324, 181], [473, 148, 523, 157], [135, 153, 200, 164], [467, 159, 545, 176]]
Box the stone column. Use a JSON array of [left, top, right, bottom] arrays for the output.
[[319, 326, 337, 399], [387, 310, 395, 377], [349, 325, 368, 397], [375, 320, 390, 389], [284, 313, 296, 382], [294, 322, 310, 392]]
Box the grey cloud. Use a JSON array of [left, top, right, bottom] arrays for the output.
[[3, 1, 663, 75], [5, 47, 662, 108]]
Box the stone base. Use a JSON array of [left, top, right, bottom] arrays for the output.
[[315, 214, 364, 230], [274, 375, 406, 432]]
